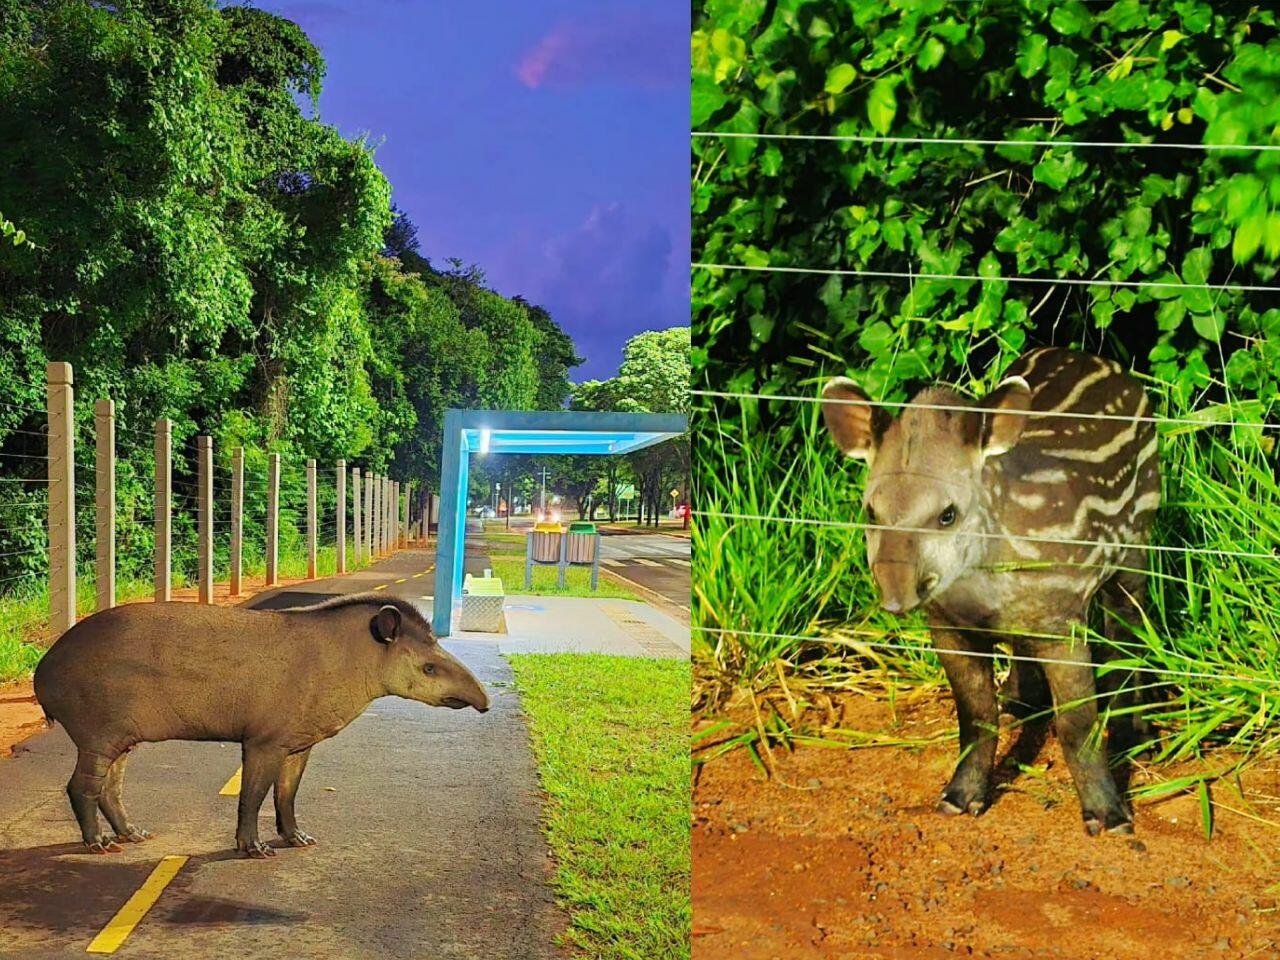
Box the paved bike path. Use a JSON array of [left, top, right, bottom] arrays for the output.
[[0, 551, 564, 959]]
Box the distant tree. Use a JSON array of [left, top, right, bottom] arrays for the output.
[[515, 297, 583, 410], [382, 202, 421, 260]]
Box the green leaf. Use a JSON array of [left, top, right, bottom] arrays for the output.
[[1265, 212, 1280, 259], [858, 321, 895, 356], [824, 63, 856, 95], [719, 101, 760, 164], [1233, 211, 1265, 263], [1192, 311, 1226, 342], [1049, 2, 1092, 36], [1015, 34, 1048, 78], [1225, 175, 1264, 222], [1161, 29, 1185, 51], [882, 220, 906, 251], [916, 38, 945, 72], [1181, 247, 1212, 285], [1032, 156, 1071, 190], [866, 79, 897, 135], [691, 78, 727, 126]]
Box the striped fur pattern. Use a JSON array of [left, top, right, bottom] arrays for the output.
[[822, 348, 1159, 832]]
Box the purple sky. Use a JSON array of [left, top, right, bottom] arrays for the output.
[[253, 0, 690, 381]]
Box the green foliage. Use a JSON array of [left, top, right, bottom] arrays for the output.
[[0, 1, 578, 598], [693, 0, 1280, 408], [692, 1, 1280, 760]]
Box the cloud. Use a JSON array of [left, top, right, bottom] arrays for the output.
[[515, 12, 686, 90], [528, 204, 682, 378]]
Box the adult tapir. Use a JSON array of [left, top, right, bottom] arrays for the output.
[[34, 594, 489, 857], [822, 348, 1160, 836]]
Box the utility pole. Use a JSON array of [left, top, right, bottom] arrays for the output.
[[539, 466, 549, 514]]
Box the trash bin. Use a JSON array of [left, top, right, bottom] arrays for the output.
[[565, 530, 596, 563], [530, 529, 561, 562], [461, 571, 505, 632]]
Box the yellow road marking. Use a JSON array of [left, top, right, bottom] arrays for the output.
[[411, 573, 422, 579], [86, 855, 188, 954], [394, 578, 407, 584], [219, 766, 241, 797], [374, 584, 388, 591]]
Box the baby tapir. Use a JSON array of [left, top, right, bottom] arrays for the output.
[[822, 348, 1159, 836], [33, 594, 489, 857]]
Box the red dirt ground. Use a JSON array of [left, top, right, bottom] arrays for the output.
[[693, 694, 1280, 960]]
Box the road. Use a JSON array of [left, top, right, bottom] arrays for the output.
[[596, 531, 690, 616], [0, 551, 563, 960]]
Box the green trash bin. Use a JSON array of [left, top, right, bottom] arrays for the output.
[[568, 521, 596, 533]]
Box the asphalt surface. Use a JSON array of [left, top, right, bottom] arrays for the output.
[[0, 551, 563, 959], [597, 531, 690, 615]]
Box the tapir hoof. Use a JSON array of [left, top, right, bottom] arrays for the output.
[[282, 830, 317, 847], [86, 837, 125, 854], [237, 839, 277, 859], [937, 797, 986, 817], [1083, 811, 1133, 837], [114, 826, 153, 843]]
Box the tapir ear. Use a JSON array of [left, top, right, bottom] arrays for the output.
[[979, 376, 1032, 459], [821, 377, 886, 462], [372, 605, 402, 644]]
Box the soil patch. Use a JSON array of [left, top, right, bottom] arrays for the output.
[[693, 694, 1280, 960]]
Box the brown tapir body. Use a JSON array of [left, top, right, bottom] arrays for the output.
[[33, 594, 488, 857]]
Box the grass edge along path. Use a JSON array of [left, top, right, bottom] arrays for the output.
[[486, 555, 640, 601], [508, 653, 691, 960]]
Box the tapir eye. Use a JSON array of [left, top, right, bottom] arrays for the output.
[[938, 504, 958, 527], [424, 663, 437, 676]]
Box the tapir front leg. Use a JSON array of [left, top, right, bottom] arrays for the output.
[[932, 625, 998, 816], [274, 748, 316, 847], [237, 743, 288, 858]]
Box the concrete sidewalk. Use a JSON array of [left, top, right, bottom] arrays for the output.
[[473, 595, 689, 659], [0, 553, 563, 960]]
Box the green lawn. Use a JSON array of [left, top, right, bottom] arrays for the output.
[[486, 555, 639, 601], [508, 654, 690, 960]]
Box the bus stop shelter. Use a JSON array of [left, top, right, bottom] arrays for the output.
[[431, 408, 687, 636]]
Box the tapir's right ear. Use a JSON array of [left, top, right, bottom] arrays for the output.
[[372, 605, 402, 643], [821, 377, 885, 462]]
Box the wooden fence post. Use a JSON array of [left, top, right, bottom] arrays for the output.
[[364, 470, 374, 560], [374, 474, 384, 557], [401, 482, 409, 547], [94, 398, 115, 612], [352, 467, 362, 565], [47, 362, 75, 635], [230, 446, 243, 597], [306, 457, 317, 579], [337, 459, 347, 575], [197, 435, 213, 603], [266, 452, 280, 587], [154, 418, 171, 603]]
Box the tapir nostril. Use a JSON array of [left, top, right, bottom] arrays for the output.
[[919, 575, 939, 597]]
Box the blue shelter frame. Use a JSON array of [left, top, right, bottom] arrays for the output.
[[431, 408, 687, 636]]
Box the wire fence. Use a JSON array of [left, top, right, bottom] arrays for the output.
[[692, 118, 1280, 703], [0, 366, 424, 638]]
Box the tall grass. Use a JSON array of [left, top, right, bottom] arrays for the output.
[[693, 384, 1280, 767]]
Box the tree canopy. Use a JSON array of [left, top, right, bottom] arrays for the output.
[[0, 0, 580, 582]]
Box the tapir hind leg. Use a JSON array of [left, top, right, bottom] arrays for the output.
[[68, 749, 122, 853], [98, 751, 153, 843], [274, 748, 316, 847], [236, 743, 288, 859]]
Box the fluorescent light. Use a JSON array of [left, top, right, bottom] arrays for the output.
[[479, 428, 490, 454]]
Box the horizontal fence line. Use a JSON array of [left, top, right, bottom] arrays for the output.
[[692, 626, 1280, 687], [691, 260, 1280, 294], [694, 510, 1279, 562], [690, 131, 1280, 152], [693, 388, 1280, 431]]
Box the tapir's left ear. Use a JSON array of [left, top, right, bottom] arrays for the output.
[[372, 605, 402, 643], [979, 376, 1032, 459]]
